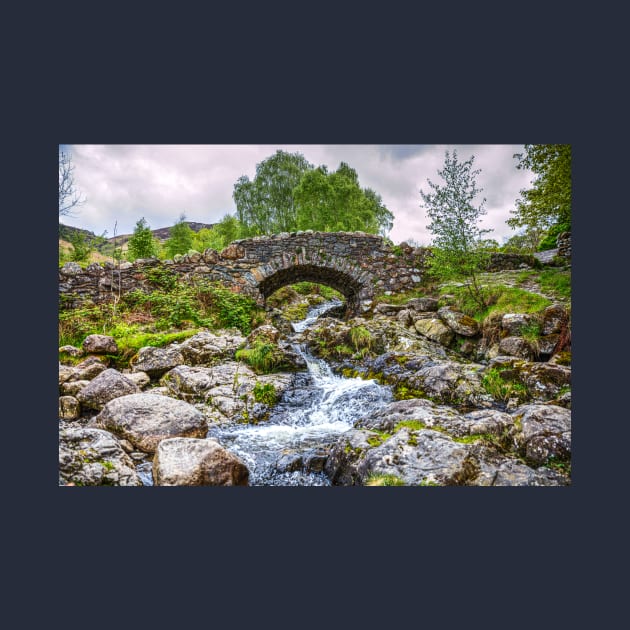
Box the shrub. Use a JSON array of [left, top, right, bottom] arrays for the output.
[[252, 382, 278, 405]]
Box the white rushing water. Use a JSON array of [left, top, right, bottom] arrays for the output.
[[207, 299, 393, 485], [140, 299, 393, 486]]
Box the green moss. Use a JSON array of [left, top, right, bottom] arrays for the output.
[[394, 420, 427, 432], [394, 384, 426, 400]]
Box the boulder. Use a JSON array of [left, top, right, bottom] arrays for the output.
[[126, 371, 151, 389], [414, 318, 454, 346], [501, 313, 534, 336], [406, 297, 439, 312], [82, 334, 118, 354], [179, 330, 246, 365], [152, 438, 249, 486], [511, 403, 571, 466], [437, 307, 480, 336], [60, 380, 90, 397], [95, 393, 207, 453], [59, 396, 81, 420], [59, 345, 83, 357], [542, 304, 569, 335], [77, 368, 140, 410], [59, 427, 141, 486], [69, 356, 109, 381], [498, 336, 536, 360], [131, 345, 184, 378]]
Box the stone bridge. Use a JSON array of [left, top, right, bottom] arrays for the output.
[[59, 231, 428, 316]]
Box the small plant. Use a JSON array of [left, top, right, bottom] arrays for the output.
[[481, 367, 528, 403], [364, 473, 405, 486], [252, 382, 278, 405], [236, 342, 283, 374], [349, 326, 374, 352]]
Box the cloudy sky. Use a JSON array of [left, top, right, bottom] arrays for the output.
[[60, 144, 535, 245]]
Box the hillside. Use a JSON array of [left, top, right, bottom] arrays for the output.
[[59, 221, 217, 262]]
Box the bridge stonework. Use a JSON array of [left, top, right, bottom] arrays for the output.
[[59, 231, 428, 316]]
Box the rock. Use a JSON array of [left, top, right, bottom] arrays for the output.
[[220, 243, 245, 259], [437, 307, 480, 336], [538, 334, 560, 356], [542, 304, 568, 335], [95, 393, 207, 453], [406, 297, 439, 312], [76, 368, 140, 410], [414, 318, 454, 346], [374, 303, 407, 315], [178, 330, 246, 365], [501, 313, 534, 336], [498, 336, 536, 360], [59, 364, 75, 386], [59, 345, 83, 357], [60, 380, 90, 397], [152, 438, 249, 486], [511, 403, 571, 466], [126, 371, 151, 389], [59, 427, 141, 486], [489, 357, 571, 401], [82, 334, 118, 354], [396, 309, 414, 327], [247, 325, 281, 345], [59, 396, 81, 420], [131, 345, 184, 378], [60, 262, 83, 275], [70, 356, 109, 381]]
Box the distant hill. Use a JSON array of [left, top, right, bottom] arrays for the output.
[[59, 221, 217, 262]]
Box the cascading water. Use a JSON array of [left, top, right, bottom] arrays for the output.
[[205, 299, 393, 486]]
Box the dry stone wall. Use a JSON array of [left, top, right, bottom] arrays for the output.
[[59, 230, 543, 315]]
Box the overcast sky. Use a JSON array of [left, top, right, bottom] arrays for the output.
[[60, 144, 535, 245]]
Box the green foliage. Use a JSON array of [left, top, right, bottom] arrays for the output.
[[127, 217, 158, 261], [292, 282, 342, 300], [144, 267, 177, 291], [236, 342, 283, 374], [481, 367, 528, 402], [508, 144, 571, 235], [538, 220, 571, 251], [68, 231, 92, 262], [233, 150, 314, 236], [252, 382, 278, 405], [294, 162, 394, 236], [501, 227, 545, 253], [349, 326, 373, 352], [233, 150, 393, 237], [165, 214, 194, 258], [364, 473, 405, 486], [192, 214, 242, 252], [537, 269, 571, 300], [420, 150, 493, 310]]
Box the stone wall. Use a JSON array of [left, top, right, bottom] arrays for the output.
[[557, 232, 571, 260], [59, 232, 427, 315], [59, 231, 547, 315]]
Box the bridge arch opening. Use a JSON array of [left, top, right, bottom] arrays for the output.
[[257, 264, 367, 316]]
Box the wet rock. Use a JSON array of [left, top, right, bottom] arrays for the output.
[[82, 334, 119, 355], [95, 393, 207, 453], [59, 427, 141, 486], [437, 307, 480, 337], [131, 345, 184, 378], [153, 438, 249, 486], [77, 368, 140, 410]]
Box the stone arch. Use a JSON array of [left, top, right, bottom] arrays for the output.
[[256, 263, 373, 316]]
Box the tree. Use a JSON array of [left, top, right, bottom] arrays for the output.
[[126, 217, 158, 261], [507, 144, 571, 248], [420, 149, 492, 310], [165, 214, 194, 258], [59, 149, 85, 216], [233, 150, 314, 235], [192, 214, 242, 252], [294, 162, 394, 236]]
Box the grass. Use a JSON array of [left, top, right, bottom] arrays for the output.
[[537, 268, 571, 300], [350, 326, 374, 351], [235, 342, 284, 374], [364, 473, 406, 486], [252, 382, 278, 405], [481, 367, 529, 402]]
